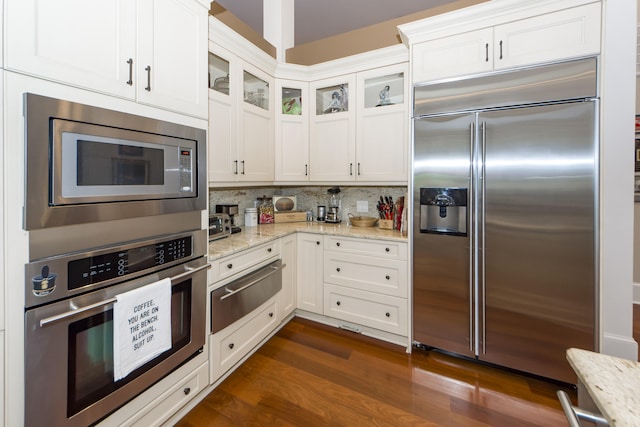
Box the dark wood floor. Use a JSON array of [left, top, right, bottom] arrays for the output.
[[176, 316, 591, 427]]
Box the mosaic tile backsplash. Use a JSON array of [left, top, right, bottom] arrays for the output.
[[209, 186, 408, 225]]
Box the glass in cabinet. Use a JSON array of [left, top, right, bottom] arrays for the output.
[[282, 87, 302, 115], [363, 72, 404, 108], [208, 52, 230, 95], [316, 83, 348, 115], [244, 71, 269, 110]]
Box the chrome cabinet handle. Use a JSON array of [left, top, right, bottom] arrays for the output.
[[39, 263, 211, 327], [145, 65, 151, 91], [126, 58, 133, 85], [220, 263, 285, 301]]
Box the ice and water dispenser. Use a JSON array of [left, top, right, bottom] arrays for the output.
[[419, 188, 467, 236]]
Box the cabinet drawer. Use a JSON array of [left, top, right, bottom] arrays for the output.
[[324, 284, 407, 336], [210, 297, 279, 381], [128, 362, 208, 427], [210, 241, 280, 283], [323, 235, 407, 259], [324, 252, 407, 298]]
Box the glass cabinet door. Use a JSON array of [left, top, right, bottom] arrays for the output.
[[281, 87, 302, 115], [315, 83, 349, 115], [208, 53, 230, 95], [363, 72, 404, 109], [244, 71, 269, 110]]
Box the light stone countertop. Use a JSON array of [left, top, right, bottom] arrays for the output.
[[208, 222, 407, 261], [567, 348, 640, 426]]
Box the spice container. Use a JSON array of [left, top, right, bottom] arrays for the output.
[[244, 208, 258, 226], [257, 196, 274, 224]]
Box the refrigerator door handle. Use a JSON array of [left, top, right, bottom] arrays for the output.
[[469, 121, 475, 353], [480, 120, 487, 355]]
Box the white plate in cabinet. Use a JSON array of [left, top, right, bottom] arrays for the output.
[[210, 241, 279, 283], [126, 362, 208, 427], [210, 298, 279, 381], [323, 236, 407, 260], [323, 252, 407, 298], [324, 284, 407, 336]]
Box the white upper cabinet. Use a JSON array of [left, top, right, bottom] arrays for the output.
[[5, 0, 208, 118], [355, 63, 408, 182], [275, 80, 310, 182], [410, 2, 601, 83]]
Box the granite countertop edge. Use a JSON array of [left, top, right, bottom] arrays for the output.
[[567, 348, 640, 427], [208, 222, 407, 261]]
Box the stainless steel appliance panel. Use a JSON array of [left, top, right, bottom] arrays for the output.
[[479, 102, 596, 382], [413, 113, 474, 357], [211, 259, 283, 333]]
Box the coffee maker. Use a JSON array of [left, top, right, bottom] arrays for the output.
[[325, 187, 341, 223], [215, 204, 241, 233]]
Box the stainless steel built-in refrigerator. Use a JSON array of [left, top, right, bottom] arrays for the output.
[[412, 58, 598, 383]]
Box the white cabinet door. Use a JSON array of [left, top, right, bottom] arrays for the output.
[[412, 28, 493, 83], [356, 63, 409, 182], [209, 90, 238, 181], [296, 233, 324, 314], [137, 0, 208, 118], [309, 75, 356, 182], [240, 106, 274, 181], [494, 2, 601, 71], [5, 0, 136, 98], [279, 234, 297, 318], [275, 80, 309, 182]]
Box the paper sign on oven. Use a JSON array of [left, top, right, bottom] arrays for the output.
[[113, 278, 172, 381]]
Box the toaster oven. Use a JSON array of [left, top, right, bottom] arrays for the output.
[[209, 213, 232, 241]]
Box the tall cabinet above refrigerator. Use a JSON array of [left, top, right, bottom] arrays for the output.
[[412, 58, 598, 384]]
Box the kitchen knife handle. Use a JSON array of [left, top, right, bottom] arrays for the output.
[[126, 58, 133, 85]]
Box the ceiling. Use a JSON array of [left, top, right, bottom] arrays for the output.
[[214, 0, 459, 46]]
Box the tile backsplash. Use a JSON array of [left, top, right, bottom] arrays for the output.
[[209, 185, 408, 225]]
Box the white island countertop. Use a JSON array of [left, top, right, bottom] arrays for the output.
[[208, 222, 407, 261], [567, 348, 640, 426]]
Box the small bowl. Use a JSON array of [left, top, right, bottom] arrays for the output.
[[348, 214, 379, 227]]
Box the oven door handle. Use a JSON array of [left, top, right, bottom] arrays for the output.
[[39, 263, 211, 327], [220, 263, 285, 301]]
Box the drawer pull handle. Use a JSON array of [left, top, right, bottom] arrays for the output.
[[336, 301, 341, 306], [336, 267, 341, 272], [227, 263, 233, 269], [267, 248, 272, 252], [269, 312, 274, 318], [336, 242, 341, 247], [229, 343, 234, 349], [183, 387, 191, 395], [385, 247, 390, 252], [385, 312, 390, 317], [385, 275, 390, 280]]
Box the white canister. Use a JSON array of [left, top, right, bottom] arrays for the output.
[[244, 207, 258, 226]]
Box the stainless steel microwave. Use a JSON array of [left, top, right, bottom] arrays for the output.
[[24, 94, 207, 230]]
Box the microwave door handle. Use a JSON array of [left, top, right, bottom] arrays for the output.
[[40, 263, 211, 327]]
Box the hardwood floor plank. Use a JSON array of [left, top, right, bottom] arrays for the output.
[[177, 318, 576, 426]]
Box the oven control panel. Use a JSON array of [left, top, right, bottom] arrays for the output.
[[68, 236, 192, 290]]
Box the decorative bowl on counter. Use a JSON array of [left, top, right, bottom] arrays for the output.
[[348, 214, 378, 227]]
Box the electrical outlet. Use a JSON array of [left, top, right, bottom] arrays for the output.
[[356, 201, 368, 212]]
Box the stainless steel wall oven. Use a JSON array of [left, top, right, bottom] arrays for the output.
[[22, 94, 209, 427]]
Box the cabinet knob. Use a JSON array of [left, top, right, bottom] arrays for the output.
[[316, 241, 320, 245], [183, 387, 191, 395], [385, 247, 390, 252], [267, 248, 272, 252], [228, 343, 234, 349], [227, 263, 233, 269], [385, 275, 390, 280], [336, 242, 341, 247], [336, 267, 341, 272], [269, 312, 274, 318], [385, 312, 390, 318], [336, 301, 341, 306]]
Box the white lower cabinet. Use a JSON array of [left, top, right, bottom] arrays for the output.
[[126, 362, 209, 427], [210, 296, 279, 381], [296, 233, 324, 314], [279, 234, 297, 318]]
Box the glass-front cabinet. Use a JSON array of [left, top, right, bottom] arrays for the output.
[[275, 80, 309, 182], [244, 71, 269, 110], [208, 52, 230, 95]]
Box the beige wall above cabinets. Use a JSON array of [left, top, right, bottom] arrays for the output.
[[6, 0, 210, 119]]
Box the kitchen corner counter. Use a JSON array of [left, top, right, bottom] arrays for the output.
[[567, 348, 640, 426], [209, 222, 407, 261]]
